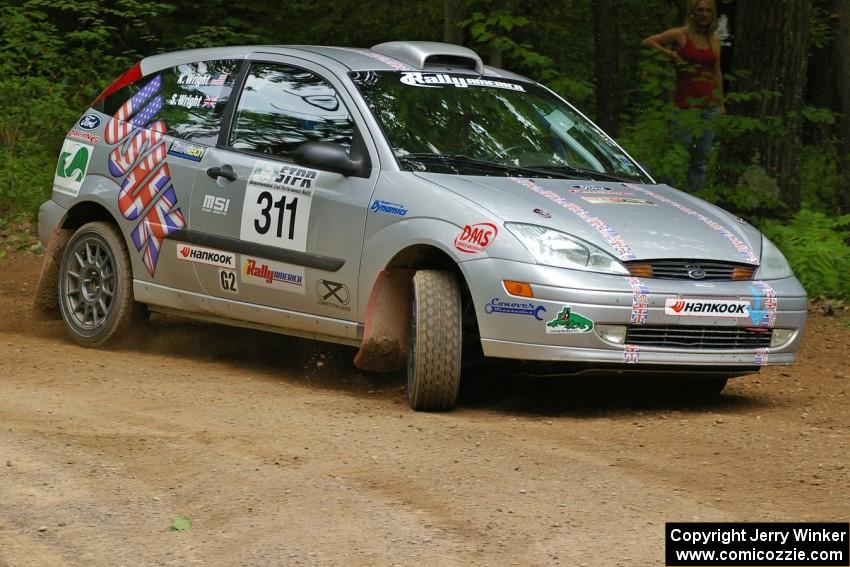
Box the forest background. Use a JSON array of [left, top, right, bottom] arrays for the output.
[[1, 0, 849, 300]]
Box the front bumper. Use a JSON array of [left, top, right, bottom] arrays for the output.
[[460, 258, 807, 367]]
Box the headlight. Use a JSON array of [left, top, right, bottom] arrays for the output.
[[505, 223, 629, 275], [755, 236, 793, 280]]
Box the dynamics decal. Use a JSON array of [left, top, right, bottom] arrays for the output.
[[624, 183, 759, 265], [241, 257, 305, 293], [748, 281, 778, 328], [628, 277, 650, 325], [624, 344, 641, 364], [370, 200, 408, 217], [400, 72, 525, 91], [512, 178, 637, 261], [53, 140, 93, 197], [545, 306, 593, 334], [105, 74, 186, 275], [454, 222, 498, 254], [484, 297, 547, 321]]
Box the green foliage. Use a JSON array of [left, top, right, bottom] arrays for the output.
[[169, 516, 191, 531], [760, 210, 850, 300]]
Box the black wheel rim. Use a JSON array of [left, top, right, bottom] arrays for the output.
[[63, 235, 117, 330]]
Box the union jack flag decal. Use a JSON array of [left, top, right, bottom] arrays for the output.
[[624, 344, 640, 364], [105, 74, 185, 275]]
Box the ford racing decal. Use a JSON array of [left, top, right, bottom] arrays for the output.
[[512, 178, 637, 261], [624, 183, 759, 265]]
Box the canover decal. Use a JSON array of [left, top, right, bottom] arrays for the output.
[[624, 183, 759, 265], [316, 279, 351, 311], [240, 161, 315, 251], [748, 281, 778, 328], [241, 257, 305, 293], [400, 72, 525, 91], [370, 200, 408, 216], [167, 140, 206, 162], [664, 298, 751, 318], [67, 129, 100, 144], [454, 222, 498, 254], [512, 178, 637, 261], [105, 74, 186, 275], [580, 196, 656, 206], [54, 140, 93, 197], [628, 277, 650, 325], [545, 306, 594, 334], [624, 344, 641, 364], [484, 297, 547, 321], [176, 244, 236, 269]]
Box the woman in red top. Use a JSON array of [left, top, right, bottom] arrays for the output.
[[642, 0, 725, 192]]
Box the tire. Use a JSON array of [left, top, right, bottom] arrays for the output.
[[691, 376, 728, 397], [58, 221, 137, 347], [406, 270, 462, 411]]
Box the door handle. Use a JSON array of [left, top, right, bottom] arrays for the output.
[[207, 165, 237, 182]]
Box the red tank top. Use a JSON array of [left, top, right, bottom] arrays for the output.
[[674, 34, 719, 109]]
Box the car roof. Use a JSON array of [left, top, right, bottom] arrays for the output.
[[139, 42, 532, 83]]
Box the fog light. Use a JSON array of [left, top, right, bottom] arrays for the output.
[[596, 324, 627, 344], [770, 328, 797, 348]]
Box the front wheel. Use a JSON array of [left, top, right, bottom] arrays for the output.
[[58, 221, 137, 347], [407, 270, 462, 411]]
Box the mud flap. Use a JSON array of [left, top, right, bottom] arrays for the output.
[[353, 268, 414, 372], [32, 227, 74, 320]]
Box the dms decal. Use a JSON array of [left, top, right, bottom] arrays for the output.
[[454, 222, 498, 254], [53, 140, 93, 197], [484, 297, 547, 321], [628, 277, 650, 325], [105, 74, 186, 275]]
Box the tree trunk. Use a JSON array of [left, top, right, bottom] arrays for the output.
[[720, 0, 812, 213], [444, 0, 464, 45], [834, 0, 850, 155], [592, 0, 620, 135]]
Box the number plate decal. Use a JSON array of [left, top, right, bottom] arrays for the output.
[[239, 160, 315, 251]]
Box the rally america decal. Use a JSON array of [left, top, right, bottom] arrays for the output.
[[512, 178, 637, 261], [241, 257, 305, 294], [240, 161, 315, 251], [664, 298, 751, 318], [623, 183, 759, 265], [400, 72, 525, 91], [545, 306, 594, 334], [104, 74, 186, 275], [484, 297, 547, 321], [628, 277, 650, 325]]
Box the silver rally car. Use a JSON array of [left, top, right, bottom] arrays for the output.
[[35, 41, 807, 410]]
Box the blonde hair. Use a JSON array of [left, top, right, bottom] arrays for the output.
[[684, 0, 718, 37]]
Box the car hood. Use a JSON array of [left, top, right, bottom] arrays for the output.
[[414, 173, 762, 264]]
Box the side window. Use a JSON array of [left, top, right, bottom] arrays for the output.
[[100, 59, 239, 146], [228, 63, 354, 159]]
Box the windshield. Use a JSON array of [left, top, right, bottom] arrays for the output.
[[350, 71, 649, 182]]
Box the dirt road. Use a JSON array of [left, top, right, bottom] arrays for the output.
[[0, 251, 848, 566]]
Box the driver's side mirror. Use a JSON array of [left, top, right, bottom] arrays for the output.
[[294, 142, 366, 177]]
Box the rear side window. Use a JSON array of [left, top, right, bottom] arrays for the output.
[[228, 62, 354, 159], [100, 59, 240, 146]]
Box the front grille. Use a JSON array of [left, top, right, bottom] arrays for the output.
[[625, 259, 755, 281], [626, 326, 772, 349]]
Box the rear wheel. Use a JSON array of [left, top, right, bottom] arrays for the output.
[[406, 270, 462, 411], [58, 221, 137, 347]]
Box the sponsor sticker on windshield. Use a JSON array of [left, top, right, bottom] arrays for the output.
[[400, 72, 525, 91]]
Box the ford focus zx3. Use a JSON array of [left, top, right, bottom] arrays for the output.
[[35, 41, 807, 410]]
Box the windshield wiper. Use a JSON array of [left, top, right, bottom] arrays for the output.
[[398, 153, 571, 179], [527, 164, 632, 183]]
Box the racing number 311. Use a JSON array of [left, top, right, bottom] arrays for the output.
[[254, 191, 298, 240]]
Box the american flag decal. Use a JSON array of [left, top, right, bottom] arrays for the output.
[[105, 74, 185, 275], [209, 73, 228, 86]]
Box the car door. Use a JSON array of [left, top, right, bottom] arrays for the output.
[[188, 56, 378, 326]]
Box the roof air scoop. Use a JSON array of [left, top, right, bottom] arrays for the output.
[[371, 41, 484, 74]]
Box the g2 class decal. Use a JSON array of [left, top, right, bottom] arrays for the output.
[[218, 269, 238, 294], [240, 161, 315, 251]]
